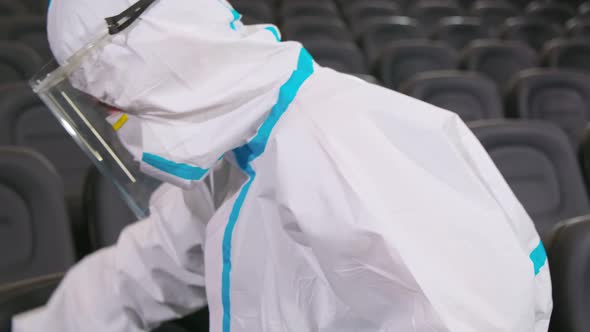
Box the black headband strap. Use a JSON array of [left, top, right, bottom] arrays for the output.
[[105, 0, 157, 35]]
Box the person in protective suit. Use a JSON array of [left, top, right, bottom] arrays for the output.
[[13, 0, 552, 331]]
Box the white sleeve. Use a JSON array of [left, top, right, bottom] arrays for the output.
[[12, 183, 215, 332], [445, 114, 553, 329]]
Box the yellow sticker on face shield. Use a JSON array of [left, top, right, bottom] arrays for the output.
[[112, 114, 128, 131]]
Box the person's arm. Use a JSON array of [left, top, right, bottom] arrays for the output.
[[12, 183, 214, 332], [444, 114, 553, 330]]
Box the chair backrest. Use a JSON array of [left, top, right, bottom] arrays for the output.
[[378, 40, 458, 89], [0, 41, 42, 84], [545, 216, 590, 332], [0, 84, 92, 224], [0, 16, 51, 61], [506, 69, 590, 146], [408, 1, 463, 32], [526, 1, 576, 25], [432, 16, 491, 50], [542, 39, 590, 73], [401, 70, 503, 121], [567, 17, 590, 37], [471, 0, 519, 35], [344, 2, 400, 22], [281, 2, 338, 20], [358, 16, 425, 65], [233, 2, 273, 24], [0, 147, 75, 284], [0, 0, 27, 16], [84, 167, 136, 249], [305, 40, 368, 74], [461, 39, 537, 89], [281, 17, 351, 43], [469, 120, 590, 236], [501, 17, 564, 50]]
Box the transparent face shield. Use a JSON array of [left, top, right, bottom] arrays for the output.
[[30, 0, 160, 219]]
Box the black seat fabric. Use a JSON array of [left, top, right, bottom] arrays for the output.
[[501, 17, 564, 51], [401, 70, 502, 121], [0, 0, 27, 16], [580, 1, 590, 17], [526, 2, 576, 25], [580, 127, 590, 191], [378, 40, 458, 89], [84, 168, 136, 249], [432, 16, 490, 50], [20, 0, 49, 13], [0, 42, 42, 84], [0, 147, 75, 284], [281, 2, 338, 19], [358, 16, 425, 66], [542, 39, 590, 73], [506, 69, 590, 146], [471, 0, 518, 35], [233, 2, 273, 24], [352, 73, 380, 85], [567, 18, 590, 38], [344, 2, 399, 22], [0, 84, 93, 252], [0, 16, 51, 61], [461, 40, 537, 88], [408, 2, 463, 32], [305, 41, 368, 74], [469, 120, 590, 236], [281, 17, 351, 43], [545, 216, 590, 332]]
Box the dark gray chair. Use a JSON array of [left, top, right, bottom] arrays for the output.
[[19, 0, 49, 13], [233, 2, 273, 24], [305, 40, 368, 74], [544, 216, 590, 332], [408, 1, 463, 33], [401, 70, 502, 121], [461, 39, 537, 89], [0, 42, 42, 84], [432, 16, 490, 50], [281, 17, 351, 43], [501, 17, 564, 51], [469, 120, 590, 236], [0, 147, 75, 284], [565, 16, 590, 39], [542, 39, 590, 73], [471, 0, 518, 36], [344, 2, 399, 23], [506, 69, 590, 147], [0, 0, 27, 16], [567, 17, 590, 38], [0, 16, 51, 61], [0, 84, 93, 254], [526, 1, 576, 25], [280, 2, 338, 19], [358, 16, 425, 66], [378, 40, 458, 89]]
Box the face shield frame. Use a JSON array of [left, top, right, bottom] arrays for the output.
[[30, 0, 161, 219]]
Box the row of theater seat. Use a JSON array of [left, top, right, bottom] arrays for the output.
[[2, 118, 590, 330], [236, 0, 590, 27]]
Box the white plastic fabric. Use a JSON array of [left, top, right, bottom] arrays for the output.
[[14, 0, 552, 331]]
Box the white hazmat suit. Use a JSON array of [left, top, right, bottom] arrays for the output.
[[14, 0, 552, 331]]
